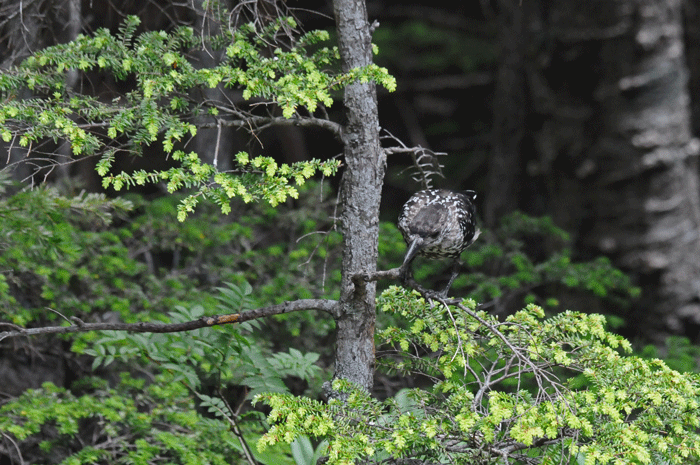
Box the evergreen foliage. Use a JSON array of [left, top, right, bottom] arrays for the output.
[[257, 288, 700, 465], [0, 15, 395, 220], [0, 176, 134, 326], [0, 377, 254, 465]]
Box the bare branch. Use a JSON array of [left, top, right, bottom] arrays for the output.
[[382, 130, 446, 189], [0, 298, 338, 342], [352, 267, 401, 284], [212, 390, 258, 465], [1, 431, 25, 465], [197, 113, 344, 141]]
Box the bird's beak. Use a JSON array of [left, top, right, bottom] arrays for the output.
[[402, 237, 423, 267]]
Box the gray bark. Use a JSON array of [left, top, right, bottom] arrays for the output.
[[587, 0, 700, 334], [331, 0, 384, 391], [528, 0, 700, 336], [684, 0, 700, 136]]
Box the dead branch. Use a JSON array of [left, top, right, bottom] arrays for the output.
[[198, 112, 344, 141], [382, 130, 446, 189], [0, 298, 338, 342]]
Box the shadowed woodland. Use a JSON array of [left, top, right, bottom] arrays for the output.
[[1, 0, 700, 464]]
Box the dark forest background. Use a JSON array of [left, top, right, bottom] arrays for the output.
[[3, 0, 700, 337], [8, 0, 691, 340], [1, 0, 700, 418], [2, 0, 700, 463]]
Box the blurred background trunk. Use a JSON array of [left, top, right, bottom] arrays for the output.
[[486, 0, 700, 338]]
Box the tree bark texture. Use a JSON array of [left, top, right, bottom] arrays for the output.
[[332, 0, 384, 391], [683, 0, 700, 136], [524, 0, 700, 336]]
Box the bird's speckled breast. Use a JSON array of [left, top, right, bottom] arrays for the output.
[[398, 189, 477, 259]]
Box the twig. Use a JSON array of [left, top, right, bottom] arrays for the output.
[[213, 118, 222, 168], [217, 390, 258, 465], [197, 112, 344, 141], [382, 129, 446, 189], [46, 307, 72, 324], [1, 431, 25, 465]]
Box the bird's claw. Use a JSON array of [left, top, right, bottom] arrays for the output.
[[424, 288, 449, 301]]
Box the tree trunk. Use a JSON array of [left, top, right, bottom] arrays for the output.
[[590, 0, 700, 336], [526, 0, 700, 337], [0, 0, 47, 181], [485, 0, 527, 228], [56, 0, 82, 181], [331, 0, 384, 391], [683, 0, 700, 136]]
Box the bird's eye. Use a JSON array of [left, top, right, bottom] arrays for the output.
[[429, 231, 439, 239]]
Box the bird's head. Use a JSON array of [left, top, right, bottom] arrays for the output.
[[401, 206, 448, 266]]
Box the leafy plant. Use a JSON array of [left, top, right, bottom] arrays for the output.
[[640, 336, 700, 374], [0, 374, 298, 465], [257, 286, 700, 465], [0, 182, 134, 326], [0, 280, 323, 465], [84, 279, 322, 396], [0, 14, 397, 220], [0, 184, 336, 464]]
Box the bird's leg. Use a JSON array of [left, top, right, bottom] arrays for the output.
[[438, 259, 461, 298], [399, 262, 413, 285]]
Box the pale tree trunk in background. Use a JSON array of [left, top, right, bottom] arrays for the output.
[[332, 0, 384, 391], [0, 0, 47, 181], [0, 0, 86, 183], [0, 0, 45, 68], [56, 0, 81, 181], [514, 0, 700, 337], [191, 0, 234, 172], [684, 0, 700, 136]]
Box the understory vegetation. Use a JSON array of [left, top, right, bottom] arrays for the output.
[[0, 5, 699, 464], [2, 179, 698, 464]]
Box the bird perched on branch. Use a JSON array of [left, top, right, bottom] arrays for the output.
[[398, 189, 479, 297]]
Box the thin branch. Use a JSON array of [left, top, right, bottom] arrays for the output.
[[382, 130, 446, 189], [453, 300, 567, 400], [197, 106, 344, 141], [216, 390, 258, 465], [46, 307, 73, 325], [213, 118, 222, 168], [0, 298, 338, 342], [1, 431, 25, 465], [441, 300, 466, 366]]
